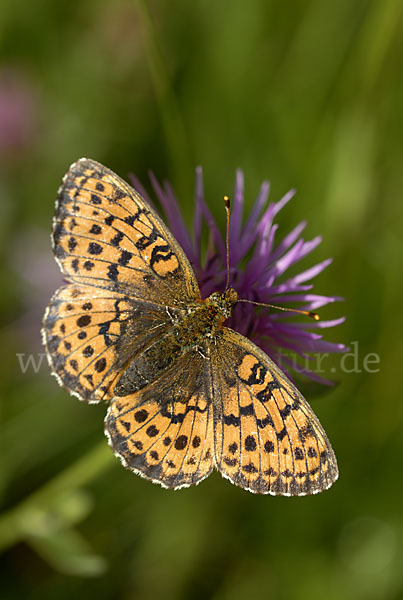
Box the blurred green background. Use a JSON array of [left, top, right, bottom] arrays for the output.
[[1, 0, 402, 598]]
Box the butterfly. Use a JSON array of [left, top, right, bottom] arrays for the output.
[[42, 158, 338, 495]]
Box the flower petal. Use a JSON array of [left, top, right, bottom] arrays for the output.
[[228, 169, 244, 264], [267, 221, 307, 264], [273, 188, 296, 216], [241, 180, 270, 253], [292, 258, 333, 284], [193, 166, 204, 266], [151, 173, 195, 261]]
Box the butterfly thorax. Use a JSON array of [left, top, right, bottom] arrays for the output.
[[114, 288, 238, 397], [177, 287, 239, 345]]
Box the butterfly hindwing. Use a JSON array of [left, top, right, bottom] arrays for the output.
[[43, 284, 175, 402], [52, 158, 199, 306], [105, 351, 214, 488], [211, 328, 338, 495]]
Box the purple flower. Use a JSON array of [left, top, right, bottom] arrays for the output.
[[130, 168, 347, 385]]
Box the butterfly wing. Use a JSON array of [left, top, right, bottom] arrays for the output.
[[42, 284, 177, 402], [105, 350, 214, 488], [211, 328, 338, 495], [52, 158, 200, 306], [43, 158, 200, 402]]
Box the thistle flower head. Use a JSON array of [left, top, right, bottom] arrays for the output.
[[131, 168, 347, 385]]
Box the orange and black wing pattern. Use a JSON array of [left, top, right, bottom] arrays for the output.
[[51, 158, 199, 306], [105, 351, 214, 489], [211, 328, 338, 495], [42, 284, 174, 402], [42, 158, 197, 402]]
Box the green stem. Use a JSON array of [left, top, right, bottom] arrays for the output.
[[0, 441, 113, 552], [136, 0, 194, 198]]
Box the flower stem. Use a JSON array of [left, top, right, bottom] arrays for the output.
[[0, 441, 114, 552]]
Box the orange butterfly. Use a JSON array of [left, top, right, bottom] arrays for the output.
[[43, 159, 338, 495]]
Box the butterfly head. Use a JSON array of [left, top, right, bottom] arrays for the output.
[[207, 288, 239, 320]]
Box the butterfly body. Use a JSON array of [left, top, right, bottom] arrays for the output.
[[115, 288, 238, 396], [43, 158, 338, 495], [174, 288, 239, 343]]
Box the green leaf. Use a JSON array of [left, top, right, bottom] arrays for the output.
[[27, 527, 107, 577]]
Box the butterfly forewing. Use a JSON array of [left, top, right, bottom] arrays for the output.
[[52, 158, 199, 306]]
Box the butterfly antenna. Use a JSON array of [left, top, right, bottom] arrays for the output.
[[224, 195, 318, 321], [237, 298, 320, 321], [224, 195, 230, 291]]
